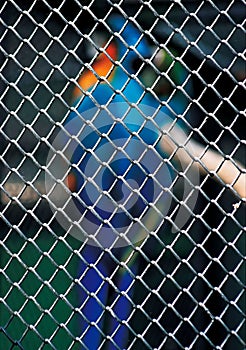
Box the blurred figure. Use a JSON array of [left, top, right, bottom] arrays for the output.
[[67, 15, 157, 350], [64, 13, 245, 350]]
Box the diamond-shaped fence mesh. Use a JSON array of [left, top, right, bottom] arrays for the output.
[[0, 1, 245, 349]]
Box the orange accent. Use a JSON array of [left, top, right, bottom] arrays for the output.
[[73, 42, 117, 99], [66, 173, 77, 192]]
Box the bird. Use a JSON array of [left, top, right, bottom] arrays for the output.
[[61, 13, 245, 350], [64, 15, 167, 350]]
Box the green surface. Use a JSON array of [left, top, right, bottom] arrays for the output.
[[0, 228, 82, 350]]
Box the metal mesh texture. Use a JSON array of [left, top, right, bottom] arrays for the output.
[[0, 1, 245, 350]]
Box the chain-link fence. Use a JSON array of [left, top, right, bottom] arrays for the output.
[[0, 1, 245, 349]]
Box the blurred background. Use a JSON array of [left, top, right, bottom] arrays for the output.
[[0, 1, 245, 349]]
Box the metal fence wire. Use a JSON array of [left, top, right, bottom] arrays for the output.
[[0, 1, 245, 349]]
